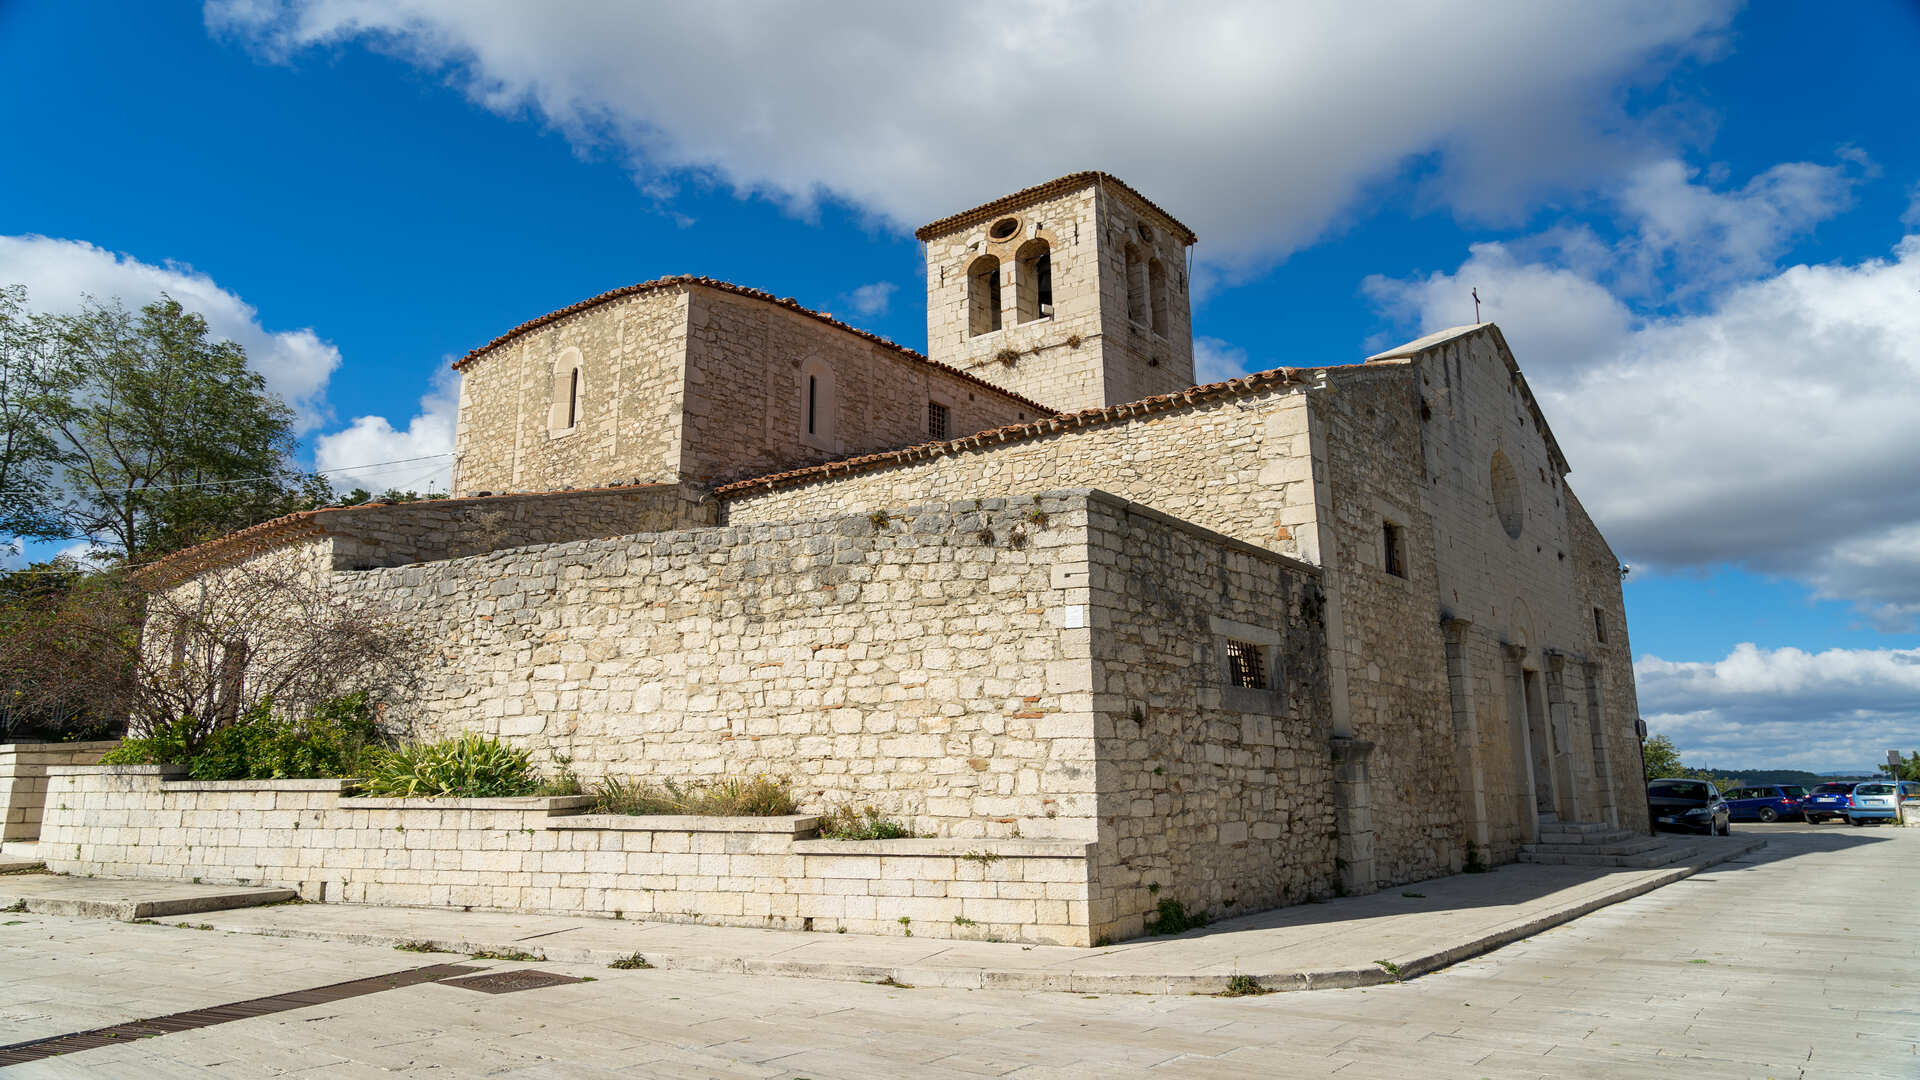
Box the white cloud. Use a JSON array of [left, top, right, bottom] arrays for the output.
[[844, 282, 897, 318], [1367, 206, 1920, 627], [1902, 181, 1920, 229], [0, 235, 341, 432], [312, 368, 458, 495], [1613, 156, 1863, 291], [1637, 643, 1920, 771], [206, 0, 1735, 271], [1194, 336, 1253, 384]]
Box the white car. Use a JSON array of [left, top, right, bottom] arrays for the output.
[[1847, 782, 1900, 825]]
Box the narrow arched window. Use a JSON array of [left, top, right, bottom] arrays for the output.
[[1148, 258, 1168, 337], [548, 347, 584, 434], [1015, 239, 1052, 323], [1125, 245, 1148, 326], [799, 357, 835, 446], [968, 255, 1002, 336]]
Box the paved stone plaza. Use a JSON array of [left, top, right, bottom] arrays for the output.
[[3, 823, 1913, 1077]]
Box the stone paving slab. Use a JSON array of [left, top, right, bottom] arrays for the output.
[[0, 873, 296, 921], [116, 832, 1768, 994]]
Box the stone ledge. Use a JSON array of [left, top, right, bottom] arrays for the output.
[[791, 837, 1093, 858], [47, 764, 186, 779], [161, 779, 357, 793], [550, 814, 820, 835], [340, 795, 597, 814]]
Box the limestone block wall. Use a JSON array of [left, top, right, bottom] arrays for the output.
[[0, 742, 117, 843], [679, 289, 1037, 487], [922, 181, 1194, 411], [1080, 498, 1334, 941], [330, 492, 1108, 839], [453, 289, 690, 496], [1308, 366, 1461, 888], [724, 384, 1320, 564], [39, 767, 1097, 944], [324, 484, 715, 570], [1403, 331, 1649, 853]]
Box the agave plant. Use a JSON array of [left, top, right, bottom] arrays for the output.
[[358, 733, 538, 798]]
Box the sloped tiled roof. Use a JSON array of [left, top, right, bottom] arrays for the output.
[[449, 275, 1052, 416], [714, 366, 1315, 498], [913, 172, 1198, 245]]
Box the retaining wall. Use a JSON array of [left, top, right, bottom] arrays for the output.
[[1, 741, 118, 844], [39, 766, 1098, 945]]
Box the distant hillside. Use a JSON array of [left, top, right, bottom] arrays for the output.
[[1691, 768, 1831, 788]]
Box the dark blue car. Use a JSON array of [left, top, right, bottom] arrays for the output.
[[1724, 785, 1808, 823], [1802, 782, 1856, 824]]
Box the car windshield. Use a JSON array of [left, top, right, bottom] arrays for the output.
[[1649, 781, 1709, 799], [1813, 784, 1854, 794], [1854, 783, 1893, 796]]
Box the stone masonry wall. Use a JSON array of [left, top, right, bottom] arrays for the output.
[[724, 385, 1319, 563], [39, 767, 1098, 944], [453, 289, 689, 496], [922, 181, 1194, 412], [1309, 365, 1462, 887], [1408, 332, 1649, 854], [0, 742, 116, 843], [1080, 498, 1334, 941], [324, 484, 714, 570], [331, 493, 1109, 840], [679, 289, 1036, 486]]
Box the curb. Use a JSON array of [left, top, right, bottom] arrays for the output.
[[0, 886, 297, 922]]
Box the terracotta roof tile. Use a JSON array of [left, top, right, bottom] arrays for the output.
[[913, 172, 1197, 245], [713, 366, 1316, 499], [449, 275, 1053, 416]]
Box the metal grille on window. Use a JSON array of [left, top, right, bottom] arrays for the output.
[[1226, 640, 1266, 689], [928, 401, 949, 440]]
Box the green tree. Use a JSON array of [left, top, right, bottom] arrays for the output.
[[0, 285, 63, 539], [37, 294, 327, 560], [1642, 733, 1684, 780], [1880, 751, 1920, 782]]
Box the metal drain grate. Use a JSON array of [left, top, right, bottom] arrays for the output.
[[0, 963, 480, 1066], [439, 969, 589, 994]]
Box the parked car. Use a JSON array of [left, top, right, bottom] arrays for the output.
[[1724, 785, 1807, 823], [1647, 779, 1731, 835], [1803, 782, 1858, 824], [1847, 782, 1900, 825]]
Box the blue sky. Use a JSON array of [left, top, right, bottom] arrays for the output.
[[4, 2, 1918, 771]]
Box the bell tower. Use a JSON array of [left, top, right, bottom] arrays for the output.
[[918, 172, 1196, 413]]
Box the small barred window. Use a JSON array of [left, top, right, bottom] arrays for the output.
[[928, 401, 950, 440], [1226, 640, 1267, 689]]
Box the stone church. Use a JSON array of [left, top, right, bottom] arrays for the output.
[[121, 172, 1648, 944]]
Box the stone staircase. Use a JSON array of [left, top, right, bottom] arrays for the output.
[[1518, 819, 1690, 868]]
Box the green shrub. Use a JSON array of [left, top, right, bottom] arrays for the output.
[[98, 694, 383, 781], [592, 775, 797, 816], [1145, 898, 1208, 935], [99, 715, 200, 767], [816, 803, 913, 840], [358, 733, 538, 798]]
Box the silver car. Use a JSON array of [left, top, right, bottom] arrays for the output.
[[1847, 781, 1900, 825]]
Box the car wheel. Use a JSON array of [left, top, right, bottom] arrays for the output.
[[1757, 807, 1778, 823]]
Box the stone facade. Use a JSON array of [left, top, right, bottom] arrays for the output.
[[449, 279, 1043, 497], [108, 173, 1649, 944], [919, 173, 1197, 412]]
